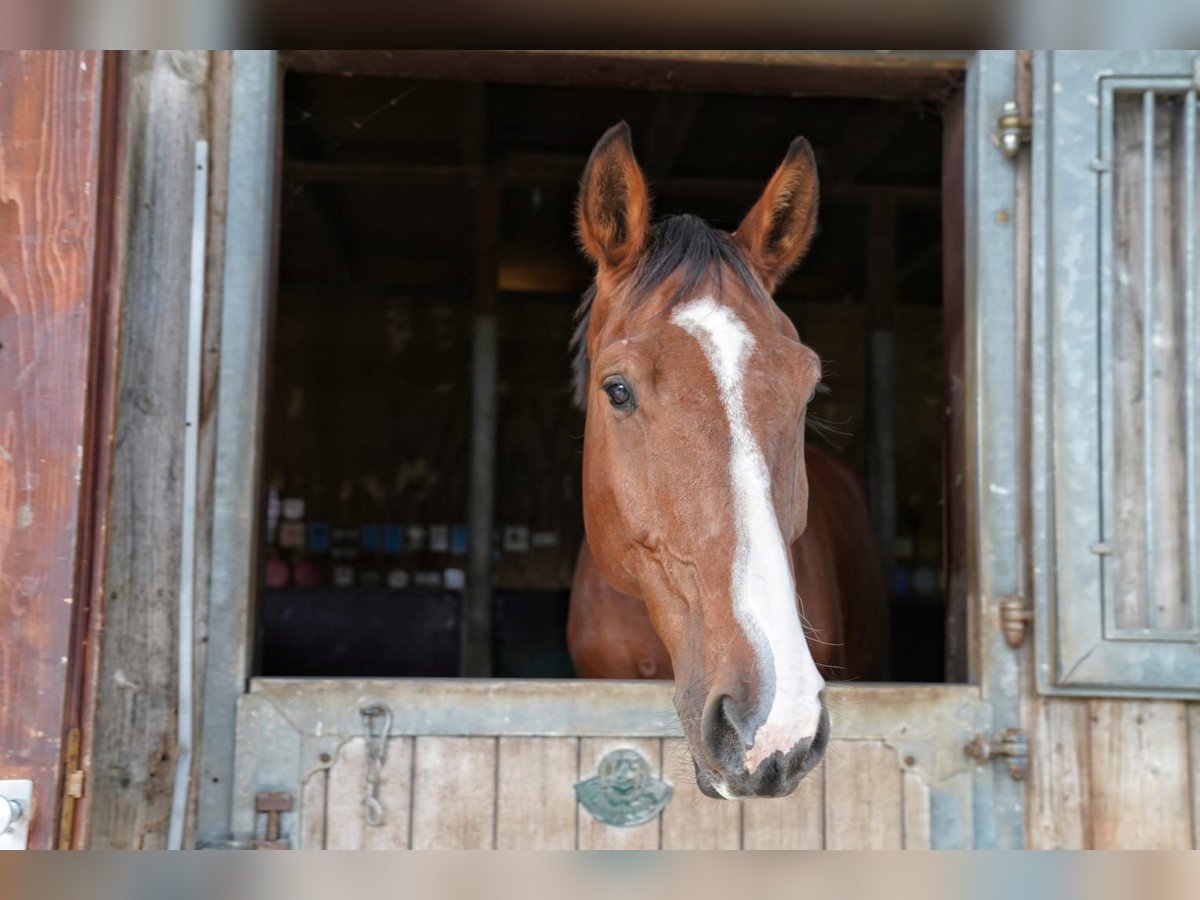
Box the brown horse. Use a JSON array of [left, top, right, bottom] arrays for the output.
[[566, 123, 885, 800]]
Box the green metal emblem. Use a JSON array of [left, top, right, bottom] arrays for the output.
[[575, 748, 673, 827]]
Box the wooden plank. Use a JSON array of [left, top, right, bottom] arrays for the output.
[[85, 49, 212, 851], [660, 739, 741, 849], [741, 758, 824, 849], [824, 741, 903, 849], [1089, 699, 1193, 849], [0, 50, 107, 851], [1026, 698, 1091, 849], [326, 736, 414, 850], [902, 771, 931, 850], [577, 738, 662, 850], [298, 767, 328, 849], [411, 736, 497, 849], [495, 737, 578, 849]]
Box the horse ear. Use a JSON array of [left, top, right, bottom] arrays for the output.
[[577, 122, 651, 276], [733, 137, 819, 293]]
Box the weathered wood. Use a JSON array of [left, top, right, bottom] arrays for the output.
[[1025, 698, 1091, 849], [0, 50, 107, 851], [902, 770, 931, 850], [495, 737, 578, 849], [824, 741, 903, 849], [283, 51, 966, 102], [298, 766, 327, 849], [85, 50, 211, 851], [577, 739, 662, 849], [660, 739, 741, 849], [1088, 699, 1192, 849], [741, 758, 824, 849], [325, 736, 413, 850], [411, 736, 497, 849]]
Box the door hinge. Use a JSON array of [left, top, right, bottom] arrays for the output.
[[57, 726, 86, 849], [965, 727, 1029, 781], [996, 101, 1032, 159], [999, 594, 1033, 648]]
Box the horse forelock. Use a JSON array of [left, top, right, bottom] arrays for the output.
[[571, 214, 775, 411]]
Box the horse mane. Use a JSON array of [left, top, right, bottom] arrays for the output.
[[570, 214, 773, 409]]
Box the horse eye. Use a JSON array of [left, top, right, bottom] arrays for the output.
[[604, 380, 633, 409]]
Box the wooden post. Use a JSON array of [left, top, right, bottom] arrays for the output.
[[941, 90, 969, 683], [866, 195, 897, 624], [462, 84, 499, 676]]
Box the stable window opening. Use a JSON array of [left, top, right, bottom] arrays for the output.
[[258, 62, 964, 683]]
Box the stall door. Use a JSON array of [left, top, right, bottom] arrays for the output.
[[222, 51, 1028, 850], [232, 679, 1004, 849], [1031, 50, 1200, 699]]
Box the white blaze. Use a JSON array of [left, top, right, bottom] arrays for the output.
[[671, 296, 824, 773]]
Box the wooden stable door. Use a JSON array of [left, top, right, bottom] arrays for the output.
[[233, 680, 981, 849], [0, 51, 120, 850]]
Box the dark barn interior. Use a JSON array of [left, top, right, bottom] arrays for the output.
[[259, 66, 958, 683]]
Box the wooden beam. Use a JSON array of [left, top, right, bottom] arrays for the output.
[[282, 157, 941, 206], [282, 51, 966, 102]]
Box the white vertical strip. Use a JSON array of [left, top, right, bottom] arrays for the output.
[[168, 140, 209, 850]]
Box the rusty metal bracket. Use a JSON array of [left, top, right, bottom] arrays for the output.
[[965, 728, 1029, 781], [253, 791, 292, 849], [998, 594, 1033, 648]]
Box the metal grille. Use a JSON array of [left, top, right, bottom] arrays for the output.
[[1098, 78, 1200, 641]]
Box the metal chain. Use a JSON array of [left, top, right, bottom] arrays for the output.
[[359, 703, 392, 828]]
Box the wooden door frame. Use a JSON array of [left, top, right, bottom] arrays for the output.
[[192, 50, 1031, 848]]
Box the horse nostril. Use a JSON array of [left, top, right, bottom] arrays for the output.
[[702, 694, 751, 768]]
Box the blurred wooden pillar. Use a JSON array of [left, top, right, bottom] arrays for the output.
[[867, 194, 898, 625], [463, 86, 499, 676]]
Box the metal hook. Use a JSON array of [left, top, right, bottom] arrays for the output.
[[359, 702, 393, 828]]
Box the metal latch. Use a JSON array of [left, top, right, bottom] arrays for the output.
[[999, 594, 1033, 648], [253, 791, 292, 849], [996, 101, 1032, 158], [965, 728, 1029, 781]]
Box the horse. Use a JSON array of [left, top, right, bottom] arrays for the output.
[[566, 123, 885, 800]]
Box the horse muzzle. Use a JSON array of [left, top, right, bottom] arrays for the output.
[[691, 699, 830, 800]]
